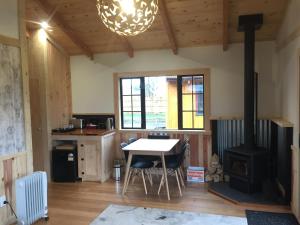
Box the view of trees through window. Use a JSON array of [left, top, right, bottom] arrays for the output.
[[120, 75, 204, 130], [145, 76, 177, 129]]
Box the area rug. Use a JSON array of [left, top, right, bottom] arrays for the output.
[[90, 204, 247, 225], [246, 210, 299, 225]]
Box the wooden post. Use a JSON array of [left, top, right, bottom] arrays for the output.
[[18, 0, 33, 173], [222, 0, 229, 51]]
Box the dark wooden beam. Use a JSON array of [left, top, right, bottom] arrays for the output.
[[34, 0, 94, 59], [123, 38, 134, 58], [118, 36, 134, 58], [222, 0, 229, 51], [158, 0, 178, 54]]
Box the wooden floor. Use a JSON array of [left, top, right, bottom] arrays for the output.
[[35, 178, 291, 225]]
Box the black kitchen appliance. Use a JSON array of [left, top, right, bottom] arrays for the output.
[[72, 114, 115, 129], [52, 144, 78, 182]]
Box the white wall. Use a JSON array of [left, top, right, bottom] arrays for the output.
[[0, 1, 22, 224], [0, 0, 19, 38], [277, 0, 300, 147], [276, 0, 300, 219], [71, 41, 280, 118]]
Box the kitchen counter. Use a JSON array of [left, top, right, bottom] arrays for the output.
[[52, 128, 115, 136], [52, 128, 116, 142], [52, 128, 116, 182]]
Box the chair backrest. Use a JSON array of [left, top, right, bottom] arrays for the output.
[[120, 142, 128, 148], [148, 132, 170, 139], [179, 140, 186, 150], [120, 142, 129, 161], [177, 142, 188, 165], [128, 137, 137, 144]]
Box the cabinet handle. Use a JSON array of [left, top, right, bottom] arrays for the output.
[[81, 158, 84, 161], [81, 144, 84, 147], [82, 172, 85, 175]]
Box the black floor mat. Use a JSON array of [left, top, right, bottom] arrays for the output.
[[246, 210, 299, 225]]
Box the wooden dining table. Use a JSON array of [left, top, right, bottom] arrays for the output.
[[122, 138, 180, 200]]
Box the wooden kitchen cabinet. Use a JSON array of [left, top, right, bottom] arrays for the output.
[[78, 140, 101, 181], [52, 131, 116, 182]]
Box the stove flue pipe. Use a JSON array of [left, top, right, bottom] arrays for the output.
[[238, 14, 263, 150]]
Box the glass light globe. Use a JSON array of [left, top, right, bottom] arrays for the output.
[[96, 0, 159, 36]]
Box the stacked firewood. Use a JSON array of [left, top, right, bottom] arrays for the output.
[[205, 154, 223, 182]]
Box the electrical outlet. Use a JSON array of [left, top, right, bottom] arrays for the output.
[[0, 195, 6, 208]]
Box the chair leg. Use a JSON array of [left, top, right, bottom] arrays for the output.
[[147, 170, 153, 186], [141, 170, 148, 195], [180, 167, 185, 179], [150, 172, 153, 185], [175, 170, 182, 197], [124, 168, 133, 193], [158, 175, 164, 195], [131, 169, 137, 184], [178, 168, 185, 188], [161, 153, 170, 200]]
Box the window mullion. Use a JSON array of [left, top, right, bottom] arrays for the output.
[[131, 79, 133, 128], [177, 75, 183, 130], [141, 77, 146, 129], [192, 77, 194, 129], [120, 78, 124, 129], [202, 76, 205, 130]]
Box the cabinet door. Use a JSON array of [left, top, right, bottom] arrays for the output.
[[78, 140, 100, 181], [77, 141, 86, 179], [101, 134, 115, 182]]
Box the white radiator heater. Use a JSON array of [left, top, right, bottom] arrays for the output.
[[15, 171, 48, 225]]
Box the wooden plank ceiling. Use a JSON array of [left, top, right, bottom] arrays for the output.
[[26, 0, 287, 58]]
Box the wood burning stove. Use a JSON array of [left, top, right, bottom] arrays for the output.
[[224, 14, 270, 194], [224, 147, 268, 193]]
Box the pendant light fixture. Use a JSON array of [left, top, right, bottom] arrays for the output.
[[96, 0, 159, 36]]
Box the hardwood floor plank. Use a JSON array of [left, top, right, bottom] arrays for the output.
[[34, 179, 291, 225]]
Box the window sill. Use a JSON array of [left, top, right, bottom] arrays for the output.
[[117, 128, 211, 135]]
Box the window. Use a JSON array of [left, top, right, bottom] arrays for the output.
[[178, 75, 204, 129], [120, 78, 145, 129], [119, 74, 206, 130], [145, 76, 178, 129]]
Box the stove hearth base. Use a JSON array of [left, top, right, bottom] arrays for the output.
[[208, 182, 287, 206]]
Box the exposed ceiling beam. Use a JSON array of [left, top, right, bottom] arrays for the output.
[[116, 35, 134, 58], [33, 0, 94, 59], [275, 0, 291, 41], [47, 4, 61, 23], [122, 38, 134, 58], [158, 0, 178, 55], [222, 0, 229, 51]]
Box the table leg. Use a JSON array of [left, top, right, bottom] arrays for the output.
[[161, 153, 170, 200], [122, 152, 132, 195], [124, 168, 132, 193], [158, 175, 164, 195], [141, 170, 148, 195], [175, 170, 182, 197]]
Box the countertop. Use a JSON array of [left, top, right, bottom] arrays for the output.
[[52, 128, 115, 136]]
